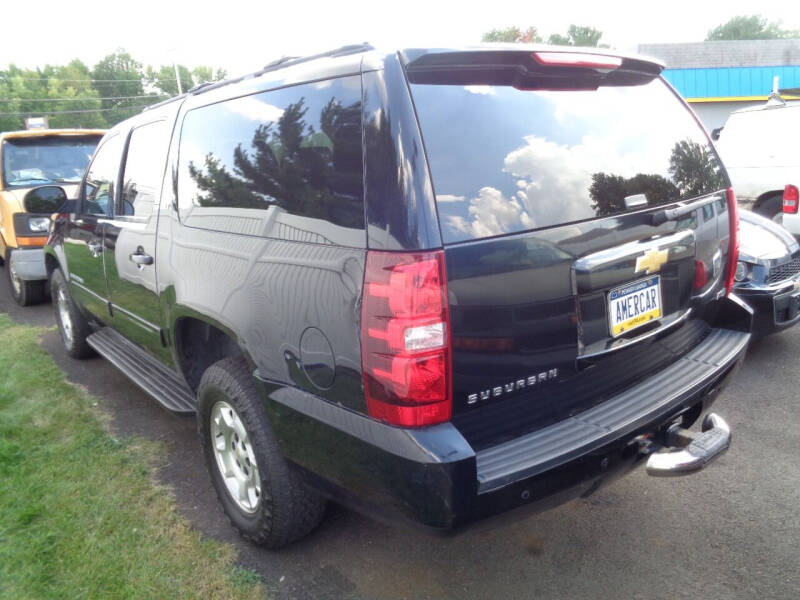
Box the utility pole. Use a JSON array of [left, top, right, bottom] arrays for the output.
[[173, 61, 183, 95]]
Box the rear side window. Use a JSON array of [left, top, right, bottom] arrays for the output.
[[410, 78, 727, 243], [120, 120, 172, 218], [82, 134, 124, 217], [177, 75, 364, 246]]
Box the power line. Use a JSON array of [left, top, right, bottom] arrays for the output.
[[0, 94, 168, 102], [2, 77, 148, 83], [0, 104, 157, 116]]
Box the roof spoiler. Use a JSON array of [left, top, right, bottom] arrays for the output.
[[402, 48, 663, 89]]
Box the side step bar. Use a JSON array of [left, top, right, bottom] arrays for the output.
[[87, 327, 196, 415]]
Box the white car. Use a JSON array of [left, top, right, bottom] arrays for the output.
[[715, 97, 800, 222]]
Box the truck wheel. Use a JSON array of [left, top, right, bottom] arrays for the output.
[[198, 357, 326, 548], [755, 194, 783, 223], [50, 268, 95, 359], [6, 250, 45, 306]]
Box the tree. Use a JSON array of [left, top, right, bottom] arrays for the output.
[[482, 26, 541, 43], [192, 66, 227, 85], [0, 61, 105, 131], [668, 140, 725, 198], [147, 64, 226, 96], [548, 25, 604, 47], [590, 172, 678, 217], [187, 96, 363, 228], [706, 15, 799, 41], [146, 64, 193, 96], [92, 50, 146, 110]]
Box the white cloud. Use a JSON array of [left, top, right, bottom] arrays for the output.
[[225, 97, 284, 124], [464, 85, 495, 95], [443, 186, 533, 239], [436, 194, 465, 203]]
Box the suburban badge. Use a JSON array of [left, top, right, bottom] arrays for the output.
[[467, 368, 559, 405]]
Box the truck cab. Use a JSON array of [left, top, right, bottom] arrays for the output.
[[0, 129, 104, 304]]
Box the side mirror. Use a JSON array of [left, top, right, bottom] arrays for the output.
[[711, 127, 723, 141], [23, 185, 68, 214]]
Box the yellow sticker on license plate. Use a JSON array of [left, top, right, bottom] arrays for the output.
[[608, 276, 662, 337]]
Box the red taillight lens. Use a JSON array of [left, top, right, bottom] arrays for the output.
[[725, 188, 739, 296], [783, 185, 799, 214], [532, 51, 622, 70], [361, 251, 452, 427], [694, 259, 708, 291]]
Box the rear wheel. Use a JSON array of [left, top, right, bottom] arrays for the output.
[[198, 357, 326, 548], [51, 268, 95, 358], [6, 249, 45, 306], [755, 194, 783, 223]]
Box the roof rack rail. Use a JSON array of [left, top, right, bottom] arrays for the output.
[[188, 81, 215, 93], [191, 43, 373, 98], [263, 55, 299, 70], [142, 93, 189, 112]]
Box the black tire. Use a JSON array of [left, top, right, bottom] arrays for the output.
[[198, 357, 326, 548], [6, 249, 45, 306], [50, 268, 95, 359], [755, 194, 783, 222]]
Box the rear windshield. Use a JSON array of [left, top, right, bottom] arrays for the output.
[[410, 78, 727, 243], [2, 135, 101, 188]]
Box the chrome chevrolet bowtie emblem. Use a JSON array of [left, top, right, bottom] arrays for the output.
[[635, 248, 669, 274]]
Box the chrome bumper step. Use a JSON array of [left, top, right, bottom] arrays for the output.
[[646, 413, 731, 476]]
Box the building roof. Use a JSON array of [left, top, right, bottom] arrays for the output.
[[638, 40, 800, 102], [638, 39, 800, 69]]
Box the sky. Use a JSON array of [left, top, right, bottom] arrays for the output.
[[3, 0, 800, 77]]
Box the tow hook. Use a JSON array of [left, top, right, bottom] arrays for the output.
[[645, 413, 731, 477]]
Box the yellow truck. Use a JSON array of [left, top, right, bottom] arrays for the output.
[[0, 129, 104, 305]]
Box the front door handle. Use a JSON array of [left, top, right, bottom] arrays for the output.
[[129, 248, 153, 266], [87, 241, 103, 257]]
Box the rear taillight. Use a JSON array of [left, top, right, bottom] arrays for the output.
[[725, 188, 739, 296], [361, 250, 452, 427], [693, 259, 708, 291], [783, 185, 799, 214], [532, 51, 622, 70]]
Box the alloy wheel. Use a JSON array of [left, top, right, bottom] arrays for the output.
[[210, 400, 262, 513]]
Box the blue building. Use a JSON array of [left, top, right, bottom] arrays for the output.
[[638, 39, 800, 131]]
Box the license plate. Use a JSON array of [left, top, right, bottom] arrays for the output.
[[608, 276, 662, 337]]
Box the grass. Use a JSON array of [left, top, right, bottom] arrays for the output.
[[0, 316, 264, 599]]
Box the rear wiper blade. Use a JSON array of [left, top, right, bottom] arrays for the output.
[[651, 193, 724, 226]]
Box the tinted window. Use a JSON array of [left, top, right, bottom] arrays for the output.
[[410, 78, 727, 243], [178, 76, 364, 246], [82, 134, 123, 216], [2, 135, 101, 188], [120, 120, 171, 217]]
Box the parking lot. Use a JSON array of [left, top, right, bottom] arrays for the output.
[[2, 268, 797, 600]]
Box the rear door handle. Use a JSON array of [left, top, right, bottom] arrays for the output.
[[129, 248, 153, 266], [87, 241, 103, 257]]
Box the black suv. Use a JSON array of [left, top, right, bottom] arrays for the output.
[[44, 45, 752, 548]]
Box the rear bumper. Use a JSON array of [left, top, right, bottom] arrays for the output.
[[261, 299, 751, 531], [8, 247, 47, 281], [781, 212, 800, 236], [736, 281, 800, 337]]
